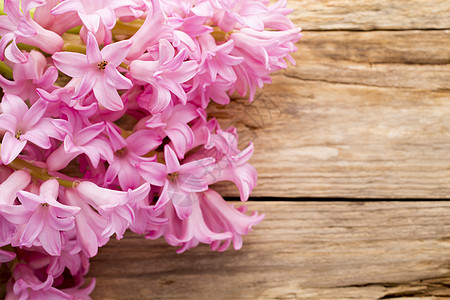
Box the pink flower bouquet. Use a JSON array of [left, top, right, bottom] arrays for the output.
[[0, 0, 301, 298]]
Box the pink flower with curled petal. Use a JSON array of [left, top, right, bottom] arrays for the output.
[[33, 0, 81, 35], [62, 188, 109, 258], [186, 124, 257, 201], [0, 94, 62, 165], [229, 27, 301, 101], [0, 50, 58, 104], [13, 179, 81, 256], [46, 119, 113, 171], [77, 181, 150, 239], [0, 0, 63, 63], [212, 0, 269, 32], [104, 122, 162, 190], [6, 263, 73, 299], [137, 145, 214, 219], [202, 189, 264, 251], [157, 199, 233, 253], [129, 39, 198, 113], [126, 1, 173, 60], [0, 171, 32, 246], [138, 102, 199, 159], [51, 0, 139, 44], [52, 32, 132, 111]]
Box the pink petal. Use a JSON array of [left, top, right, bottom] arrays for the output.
[[98, 7, 116, 30], [19, 207, 44, 246], [136, 161, 166, 187], [39, 179, 59, 200], [39, 218, 62, 256], [93, 77, 124, 111], [160, 80, 186, 104], [0, 114, 18, 133], [5, 40, 28, 64], [151, 86, 172, 114], [52, 52, 89, 77], [164, 145, 180, 174], [104, 65, 132, 89], [117, 161, 142, 190], [1, 131, 27, 165], [79, 13, 100, 33], [167, 184, 193, 220], [127, 129, 162, 155], [46, 145, 81, 171], [86, 32, 102, 63], [51, 0, 84, 15], [166, 123, 194, 158], [158, 39, 175, 64], [165, 60, 198, 83], [73, 122, 105, 146], [74, 71, 97, 98], [101, 40, 131, 66], [1, 94, 28, 118], [0, 170, 31, 205], [22, 99, 48, 129], [21, 128, 52, 149]]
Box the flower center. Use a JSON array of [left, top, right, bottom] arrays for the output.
[[42, 203, 48, 207], [167, 172, 178, 182], [115, 147, 128, 157], [15, 130, 22, 140], [97, 60, 108, 70]]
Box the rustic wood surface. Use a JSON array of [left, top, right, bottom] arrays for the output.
[[1, 1, 450, 299], [84, 202, 450, 299]]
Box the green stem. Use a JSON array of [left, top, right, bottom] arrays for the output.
[[6, 155, 79, 188], [0, 61, 13, 80]]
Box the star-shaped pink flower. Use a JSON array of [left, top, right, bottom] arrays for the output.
[[52, 32, 132, 111]]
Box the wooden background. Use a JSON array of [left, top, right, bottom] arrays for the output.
[[2, 0, 450, 299]]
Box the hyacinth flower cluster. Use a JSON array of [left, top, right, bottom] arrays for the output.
[[0, 0, 301, 298]]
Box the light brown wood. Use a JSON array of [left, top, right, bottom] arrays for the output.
[[289, 0, 450, 30], [210, 29, 450, 198], [83, 201, 450, 299]]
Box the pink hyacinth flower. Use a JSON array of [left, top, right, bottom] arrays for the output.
[[143, 103, 198, 159], [0, 0, 63, 63], [7, 263, 73, 300], [51, 0, 138, 44], [138, 145, 214, 219], [52, 32, 132, 111], [63, 188, 109, 258], [77, 181, 150, 239], [104, 122, 162, 190], [202, 189, 264, 251], [15, 179, 81, 256], [129, 39, 198, 113], [46, 120, 113, 171], [159, 200, 233, 253], [0, 94, 62, 165], [0, 50, 58, 104]]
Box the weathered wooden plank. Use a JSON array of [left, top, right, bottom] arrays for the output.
[[84, 201, 450, 299], [287, 30, 450, 89], [209, 29, 450, 198], [289, 0, 450, 30]]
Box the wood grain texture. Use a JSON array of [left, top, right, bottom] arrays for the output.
[[84, 201, 450, 299], [289, 0, 450, 30]]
